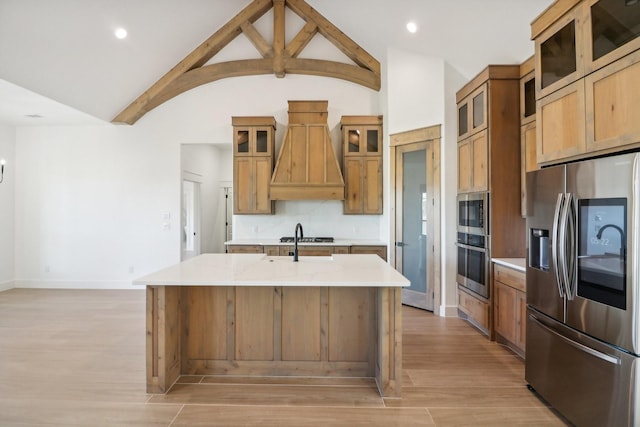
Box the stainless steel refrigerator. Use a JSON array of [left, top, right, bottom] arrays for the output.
[[525, 152, 640, 427]]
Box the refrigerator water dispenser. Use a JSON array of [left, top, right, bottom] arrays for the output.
[[530, 228, 549, 271]]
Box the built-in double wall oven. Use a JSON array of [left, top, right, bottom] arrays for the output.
[[456, 192, 490, 298]]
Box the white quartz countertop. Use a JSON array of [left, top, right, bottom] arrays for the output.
[[492, 258, 526, 273], [133, 253, 409, 287], [224, 239, 387, 247]]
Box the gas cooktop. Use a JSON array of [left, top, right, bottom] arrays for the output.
[[279, 237, 335, 243]]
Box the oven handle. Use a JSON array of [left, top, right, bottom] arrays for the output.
[[455, 242, 486, 253]]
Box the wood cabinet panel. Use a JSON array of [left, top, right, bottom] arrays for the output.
[[516, 291, 527, 351], [494, 281, 517, 342], [281, 287, 321, 361], [350, 245, 387, 261], [494, 264, 526, 292], [457, 139, 472, 192], [328, 287, 370, 362], [492, 263, 526, 357], [457, 287, 489, 331], [183, 287, 229, 361], [457, 130, 488, 193], [471, 131, 488, 192], [537, 81, 586, 165], [235, 286, 275, 361], [586, 51, 640, 153], [227, 245, 264, 254], [264, 246, 279, 256]]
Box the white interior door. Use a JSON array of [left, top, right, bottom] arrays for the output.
[[182, 180, 201, 260]]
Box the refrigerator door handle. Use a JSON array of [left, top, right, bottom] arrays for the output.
[[552, 193, 566, 298], [560, 193, 576, 300], [565, 193, 577, 299], [529, 313, 621, 365]]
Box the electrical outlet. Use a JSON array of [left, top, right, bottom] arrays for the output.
[[129, 265, 134, 274], [44, 265, 50, 273]]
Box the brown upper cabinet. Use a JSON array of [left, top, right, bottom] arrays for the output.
[[457, 83, 487, 140], [341, 116, 383, 215], [532, 0, 640, 165], [232, 116, 276, 215]]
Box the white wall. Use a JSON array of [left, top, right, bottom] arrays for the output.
[[385, 49, 465, 316], [12, 75, 384, 288], [443, 63, 469, 315], [0, 123, 15, 290]]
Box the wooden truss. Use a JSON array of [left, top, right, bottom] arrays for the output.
[[112, 0, 381, 124]]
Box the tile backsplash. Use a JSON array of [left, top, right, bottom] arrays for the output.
[[233, 200, 381, 240]]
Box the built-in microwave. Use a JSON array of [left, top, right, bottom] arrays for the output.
[[457, 192, 489, 235]]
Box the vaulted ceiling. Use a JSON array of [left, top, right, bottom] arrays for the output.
[[0, 0, 554, 126]]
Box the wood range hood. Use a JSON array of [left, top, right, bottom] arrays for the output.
[[270, 101, 345, 200]]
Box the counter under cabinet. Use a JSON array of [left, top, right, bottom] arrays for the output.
[[133, 253, 409, 397]]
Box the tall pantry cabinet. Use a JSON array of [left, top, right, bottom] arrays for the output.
[[456, 65, 526, 334]]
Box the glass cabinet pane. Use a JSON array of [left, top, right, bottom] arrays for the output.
[[236, 130, 249, 153], [524, 77, 536, 118], [458, 104, 468, 136], [591, 0, 640, 61], [366, 129, 379, 153], [256, 130, 268, 153], [472, 92, 484, 128], [348, 129, 360, 152], [541, 21, 577, 89]]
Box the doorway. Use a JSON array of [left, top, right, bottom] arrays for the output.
[[390, 125, 441, 312], [181, 180, 201, 260]]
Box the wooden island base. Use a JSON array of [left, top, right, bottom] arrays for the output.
[[147, 285, 402, 397]]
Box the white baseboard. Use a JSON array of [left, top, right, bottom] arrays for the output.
[[0, 280, 14, 292], [14, 280, 139, 290], [438, 304, 459, 317]]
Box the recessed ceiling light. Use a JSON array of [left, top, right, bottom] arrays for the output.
[[115, 28, 128, 39], [406, 22, 418, 34], [25, 114, 43, 118]]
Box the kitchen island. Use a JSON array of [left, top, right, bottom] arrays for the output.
[[133, 253, 409, 397]]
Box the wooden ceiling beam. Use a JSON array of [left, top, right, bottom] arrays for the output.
[[286, 21, 318, 58], [273, 0, 286, 77], [241, 21, 273, 58], [112, 0, 381, 125], [285, 0, 380, 75], [112, 0, 272, 124]]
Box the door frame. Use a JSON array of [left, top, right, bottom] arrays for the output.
[[181, 175, 202, 261], [390, 125, 442, 312]]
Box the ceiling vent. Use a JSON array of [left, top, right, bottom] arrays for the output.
[[270, 101, 345, 200]]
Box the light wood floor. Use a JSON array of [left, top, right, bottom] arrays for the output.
[[0, 289, 571, 426]]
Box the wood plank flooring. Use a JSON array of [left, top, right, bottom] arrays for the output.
[[0, 289, 571, 426]]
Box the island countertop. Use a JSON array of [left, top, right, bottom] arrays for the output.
[[133, 253, 410, 287]]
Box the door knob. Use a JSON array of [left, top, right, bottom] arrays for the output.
[[396, 242, 405, 247]]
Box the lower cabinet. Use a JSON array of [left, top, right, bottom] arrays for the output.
[[350, 245, 387, 261], [227, 244, 388, 259], [493, 262, 526, 357], [227, 245, 264, 254], [279, 246, 349, 256], [457, 286, 490, 334]]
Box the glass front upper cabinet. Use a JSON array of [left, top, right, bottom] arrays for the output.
[[347, 127, 380, 154], [540, 21, 577, 90], [588, 0, 640, 70]]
